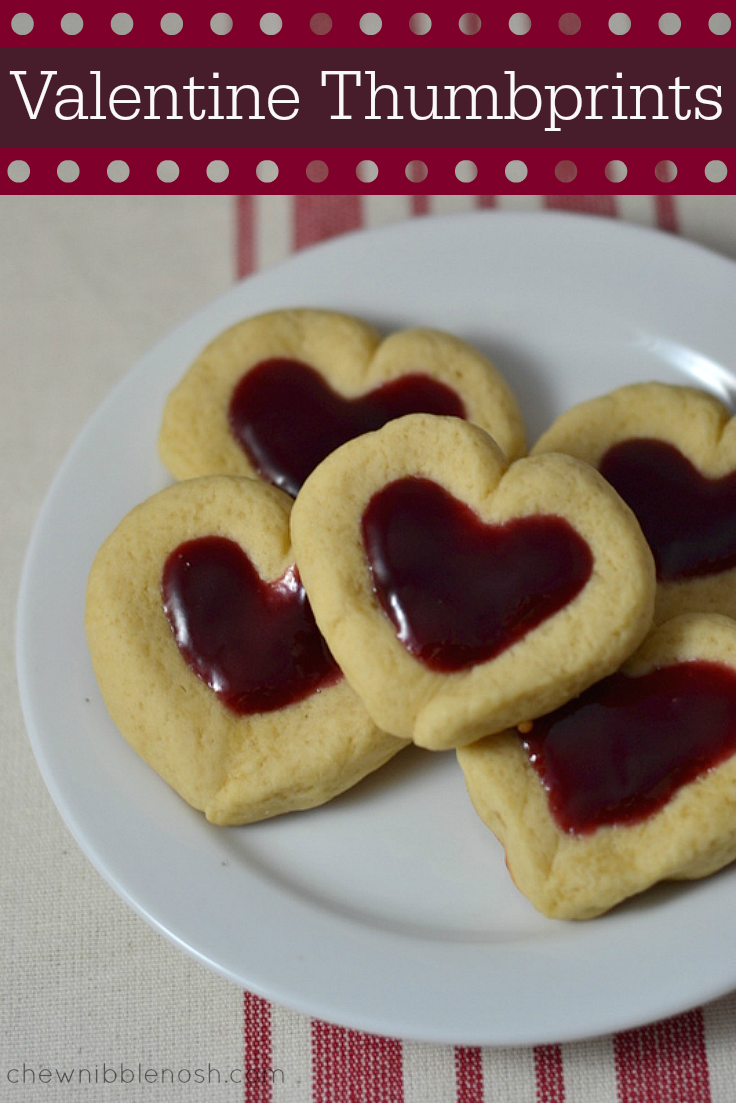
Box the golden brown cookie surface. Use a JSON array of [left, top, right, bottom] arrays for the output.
[[532, 382, 736, 622], [458, 614, 736, 920], [291, 413, 655, 750], [85, 476, 406, 825], [159, 309, 525, 495]]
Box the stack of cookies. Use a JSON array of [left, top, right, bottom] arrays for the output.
[[86, 310, 736, 920]]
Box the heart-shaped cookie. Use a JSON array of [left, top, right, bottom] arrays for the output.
[[290, 414, 655, 750], [158, 309, 525, 495], [458, 614, 736, 919], [532, 382, 736, 622], [85, 476, 406, 824]]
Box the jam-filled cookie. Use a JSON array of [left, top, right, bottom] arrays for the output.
[[290, 414, 655, 750], [158, 309, 525, 496], [532, 382, 736, 622], [458, 614, 736, 919], [85, 476, 406, 825]]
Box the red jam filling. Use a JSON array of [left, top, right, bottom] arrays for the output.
[[361, 476, 593, 672], [599, 437, 736, 582], [523, 661, 736, 835], [228, 358, 466, 497], [161, 535, 340, 714]]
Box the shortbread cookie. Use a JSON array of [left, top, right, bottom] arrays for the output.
[[85, 476, 406, 825], [159, 309, 525, 496], [458, 614, 736, 919], [291, 414, 655, 750], [532, 382, 736, 622]]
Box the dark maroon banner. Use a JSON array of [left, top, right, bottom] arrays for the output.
[[3, 47, 731, 149]]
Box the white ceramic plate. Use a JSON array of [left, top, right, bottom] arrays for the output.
[[17, 212, 736, 1047]]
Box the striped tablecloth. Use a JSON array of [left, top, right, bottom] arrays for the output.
[[4, 192, 736, 1103]]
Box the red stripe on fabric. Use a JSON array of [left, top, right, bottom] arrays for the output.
[[477, 196, 498, 208], [614, 1009, 711, 1103], [654, 195, 679, 234], [455, 1046, 484, 1103], [543, 195, 618, 216], [311, 1021, 404, 1103], [294, 195, 363, 251], [243, 992, 273, 1103], [235, 195, 255, 279], [534, 1045, 566, 1103], [412, 195, 430, 216]]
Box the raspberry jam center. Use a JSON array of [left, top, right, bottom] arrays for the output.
[[600, 438, 736, 582], [229, 359, 466, 497], [361, 476, 593, 672], [523, 661, 736, 834], [162, 535, 340, 714]]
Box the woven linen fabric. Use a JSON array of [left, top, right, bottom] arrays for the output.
[[3, 193, 736, 1103]]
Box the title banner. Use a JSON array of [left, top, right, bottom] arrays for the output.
[[4, 48, 729, 148], [2, 0, 733, 194]]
